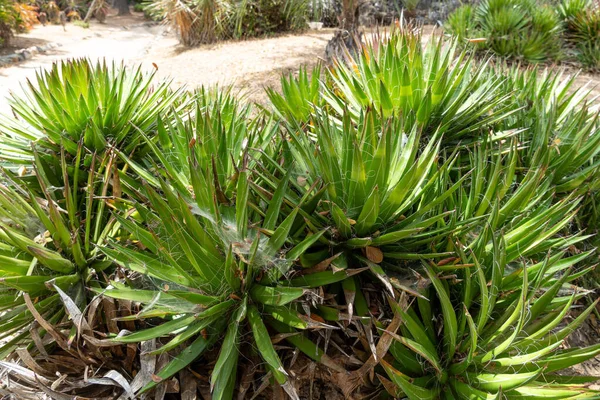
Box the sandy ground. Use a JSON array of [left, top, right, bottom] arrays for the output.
[[0, 12, 334, 113], [148, 30, 333, 103], [0, 14, 161, 113], [2, 12, 599, 111]]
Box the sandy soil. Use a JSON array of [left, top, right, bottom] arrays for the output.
[[147, 30, 334, 103], [0, 12, 334, 112], [2, 13, 599, 110]]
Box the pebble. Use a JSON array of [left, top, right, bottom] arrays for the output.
[[0, 42, 62, 67]]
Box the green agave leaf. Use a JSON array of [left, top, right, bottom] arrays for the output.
[[287, 268, 368, 288], [262, 169, 292, 231], [491, 341, 564, 367], [355, 186, 380, 237], [264, 208, 299, 258], [382, 329, 441, 375], [263, 305, 308, 329], [211, 299, 246, 399], [0, 227, 74, 274], [381, 359, 440, 400], [388, 296, 438, 357], [331, 203, 352, 239], [450, 379, 499, 400], [0, 275, 78, 293], [535, 343, 600, 374], [465, 370, 542, 392], [250, 284, 304, 306], [140, 328, 221, 393], [286, 230, 327, 262], [267, 318, 345, 373], [424, 262, 457, 360], [102, 245, 193, 288], [505, 385, 600, 399], [147, 316, 219, 355], [113, 315, 196, 343], [247, 305, 288, 384], [166, 291, 220, 306]]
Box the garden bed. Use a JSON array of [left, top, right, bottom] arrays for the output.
[[0, 11, 599, 400]]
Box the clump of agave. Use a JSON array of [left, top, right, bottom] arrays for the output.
[[0, 29, 599, 400], [446, 0, 600, 70], [0, 59, 180, 368]]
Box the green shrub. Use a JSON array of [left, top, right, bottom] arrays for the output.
[[229, 0, 308, 36], [445, 3, 477, 40], [569, 8, 600, 68], [145, 0, 308, 46], [99, 91, 337, 399], [0, 0, 16, 47], [447, 0, 563, 62], [557, 0, 592, 26]]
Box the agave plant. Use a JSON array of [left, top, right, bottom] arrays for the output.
[[96, 92, 358, 399], [277, 29, 516, 144], [280, 107, 468, 273], [379, 239, 600, 399], [0, 184, 74, 359], [446, 0, 563, 63], [0, 59, 179, 357], [101, 181, 315, 399], [483, 65, 600, 240], [364, 135, 600, 399], [0, 58, 180, 162], [0, 145, 124, 356]]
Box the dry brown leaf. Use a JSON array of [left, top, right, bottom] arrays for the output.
[[365, 247, 383, 264]]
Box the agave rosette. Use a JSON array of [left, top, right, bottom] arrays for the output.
[[98, 92, 352, 399], [0, 58, 181, 163], [0, 59, 178, 358], [322, 30, 516, 142], [379, 238, 600, 399]]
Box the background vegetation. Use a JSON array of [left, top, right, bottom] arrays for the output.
[[446, 0, 600, 70], [143, 0, 310, 45]]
